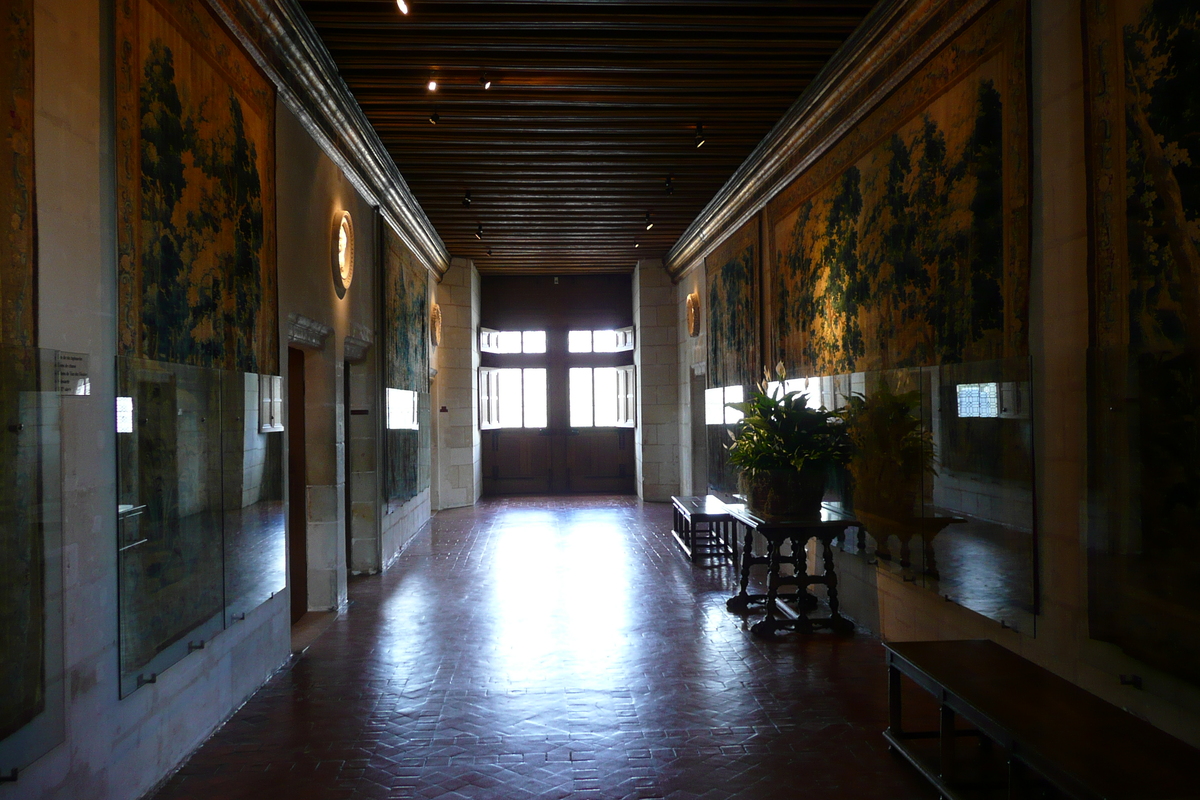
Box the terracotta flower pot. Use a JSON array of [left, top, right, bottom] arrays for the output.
[[739, 467, 827, 519]]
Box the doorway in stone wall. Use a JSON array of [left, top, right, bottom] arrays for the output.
[[287, 346, 308, 624]]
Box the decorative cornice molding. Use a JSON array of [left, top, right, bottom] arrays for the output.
[[208, 0, 450, 278], [664, 0, 989, 280], [287, 313, 334, 349], [343, 335, 373, 363]]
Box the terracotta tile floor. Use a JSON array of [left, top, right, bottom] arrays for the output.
[[151, 496, 937, 800]]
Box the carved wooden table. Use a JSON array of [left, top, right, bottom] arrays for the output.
[[670, 495, 735, 567], [723, 503, 858, 637]]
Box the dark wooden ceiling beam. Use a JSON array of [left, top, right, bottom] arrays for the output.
[[298, 0, 876, 274]]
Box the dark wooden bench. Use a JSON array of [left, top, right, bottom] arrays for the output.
[[884, 639, 1200, 800], [670, 495, 735, 567]]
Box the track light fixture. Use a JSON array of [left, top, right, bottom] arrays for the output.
[[475, 223, 483, 240], [634, 242, 640, 249], [695, 123, 705, 148], [429, 109, 439, 124], [396, 0, 408, 13], [665, 176, 674, 195], [645, 211, 654, 231], [463, 190, 471, 207], [480, 74, 492, 90], [486, 247, 493, 257], [428, 78, 438, 92]]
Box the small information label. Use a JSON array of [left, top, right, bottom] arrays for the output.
[[56, 351, 91, 396]]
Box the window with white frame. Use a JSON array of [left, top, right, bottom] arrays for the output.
[[386, 388, 420, 430], [569, 366, 635, 428], [480, 328, 547, 354], [567, 327, 634, 353], [480, 367, 548, 430], [704, 385, 745, 425]]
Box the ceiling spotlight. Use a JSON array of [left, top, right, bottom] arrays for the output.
[[645, 211, 654, 231], [475, 223, 483, 239], [463, 190, 472, 207], [429, 110, 439, 124], [695, 123, 706, 148], [480, 74, 492, 90], [634, 242, 640, 249], [396, 0, 408, 13], [486, 247, 493, 257], [428, 78, 438, 92]]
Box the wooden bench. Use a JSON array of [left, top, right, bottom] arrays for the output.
[[884, 639, 1200, 800], [670, 495, 735, 567]]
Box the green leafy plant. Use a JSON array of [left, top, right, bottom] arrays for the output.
[[839, 381, 935, 516], [726, 364, 850, 477]]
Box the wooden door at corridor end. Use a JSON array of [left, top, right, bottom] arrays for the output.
[[480, 275, 635, 495]]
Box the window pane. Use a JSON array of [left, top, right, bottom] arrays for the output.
[[497, 368, 524, 427], [569, 367, 594, 427], [704, 387, 724, 426], [568, 330, 593, 353], [523, 369, 547, 428], [497, 331, 523, 354], [724, 385, 744, 424], [593, 367, 619, 426], [592, 329, 619, 352], [522, 331, 547, 354]]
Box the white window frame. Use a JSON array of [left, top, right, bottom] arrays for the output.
[[569, 365, 636, 428], [479, 367, 548, 430], [567, 326, 635, 354]]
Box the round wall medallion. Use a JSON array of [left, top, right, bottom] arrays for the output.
[[430, 303, 443, 347], [332, 210, 355, 297], [686, 292, 701, 337]]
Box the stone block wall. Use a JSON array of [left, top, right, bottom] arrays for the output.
[[633, 260, 680, 501]]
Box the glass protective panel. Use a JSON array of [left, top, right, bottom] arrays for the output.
[[221, 372, 285, 627], [116, 357, 225, 697], [568, 330, 593, 353], [835, 359, 1037, 633], [522, 369, 547, 428], [570, 367, 594, 427], [1087, 347, 1200, 683], [0, 346, 64, 774]]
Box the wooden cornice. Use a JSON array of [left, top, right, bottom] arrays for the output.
[[208, 0, 451, 278]]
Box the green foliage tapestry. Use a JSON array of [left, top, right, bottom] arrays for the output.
[[1086, 0, 1200, 686], [1, 0, 34, 348], [116, 0, 278, 375], [705, 219, 759, 390], [1, 0, 42, 743], [766, 0, 1029, 377], [383, 225, 430, 504]]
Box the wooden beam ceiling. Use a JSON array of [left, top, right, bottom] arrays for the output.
[[299, 0, 878, 274]]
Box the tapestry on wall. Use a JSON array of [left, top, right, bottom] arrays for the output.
[[765, 0, 1029, 377], [1, 0, 44, 743], [705, 218, 760, 390], [383, 225, 430, 504], [705, 219, 759, 494], [115, 0, 278, 375], [1085, 0, 1200, 685]]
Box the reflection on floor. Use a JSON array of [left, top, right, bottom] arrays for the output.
[[151, 496, 936, 800]]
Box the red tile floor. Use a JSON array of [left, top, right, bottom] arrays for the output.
[[150, 496, 938, 800]]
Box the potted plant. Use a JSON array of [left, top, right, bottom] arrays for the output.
[[726, 365, 850, 519], [839, 380, 935, 520]]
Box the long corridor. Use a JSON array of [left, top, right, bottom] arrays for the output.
[[151, 497, 936, 800]]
